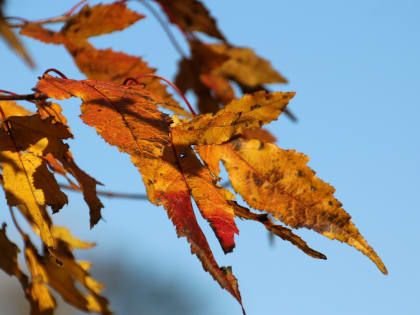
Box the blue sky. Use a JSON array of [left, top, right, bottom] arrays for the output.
[[1, 1, 419, 315]]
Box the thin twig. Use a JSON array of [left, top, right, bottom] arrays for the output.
[[135, 73, 197, 116], [0, 93, 43, 102], [59, 181, 230, 200], [136, 0, 188, 57], [6, 0, 90, 28], [59, 183, 149, 200]]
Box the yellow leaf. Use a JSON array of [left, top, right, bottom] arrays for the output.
[[52, 226, 95, 250], [1, 150, 55, 247], [25, 241, 56, 315], [199, 139, 387, 274], [171, 91, 295, 146]]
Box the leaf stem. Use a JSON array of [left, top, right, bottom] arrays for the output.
[[43, 68, 68, 79], [135, 73, 197, 116], [6, 0, 90, 28], [0, 92, 41, 102]]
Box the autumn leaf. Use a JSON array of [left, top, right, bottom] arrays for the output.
[[198, 139, 387, 274], [25, 240, 57, 315], [36, 75, 245, 309], [170, 91, 295, 146], [61, 2, 144, 42], [0, 0, 34, 67], [21, 2, 144, 45], [175, 57, 222, 113], [175, 40, 288, 114], [154, 0, 226, 40], [0, 143, 57, 248], [24, 231, 110, 314], [208, 43, 288, 87], [0, 101, 104, 228], [0, 223, 29, 289], [19, 2, 188, 117]]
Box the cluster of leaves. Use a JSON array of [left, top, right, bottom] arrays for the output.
[[0, 1, 386, 314]]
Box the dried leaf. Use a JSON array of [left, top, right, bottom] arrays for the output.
[[171, 91, 294, 146], [198, 139, 387, 274], [0, 0, 34, 67], [154, 0, 225, 40]]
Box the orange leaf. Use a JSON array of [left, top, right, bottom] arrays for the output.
[[19, 22, 66, 45], [61, 2, 144, 43], [36, 75, 245, 310]]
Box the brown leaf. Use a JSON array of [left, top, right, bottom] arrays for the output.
[[0, 223, 28, 288], [171, 91, 295, 146], [198, 139, 387, 274], [154, 0, 225, 40], [175, 57, 220, 113], [0, 0, 34, 67]]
